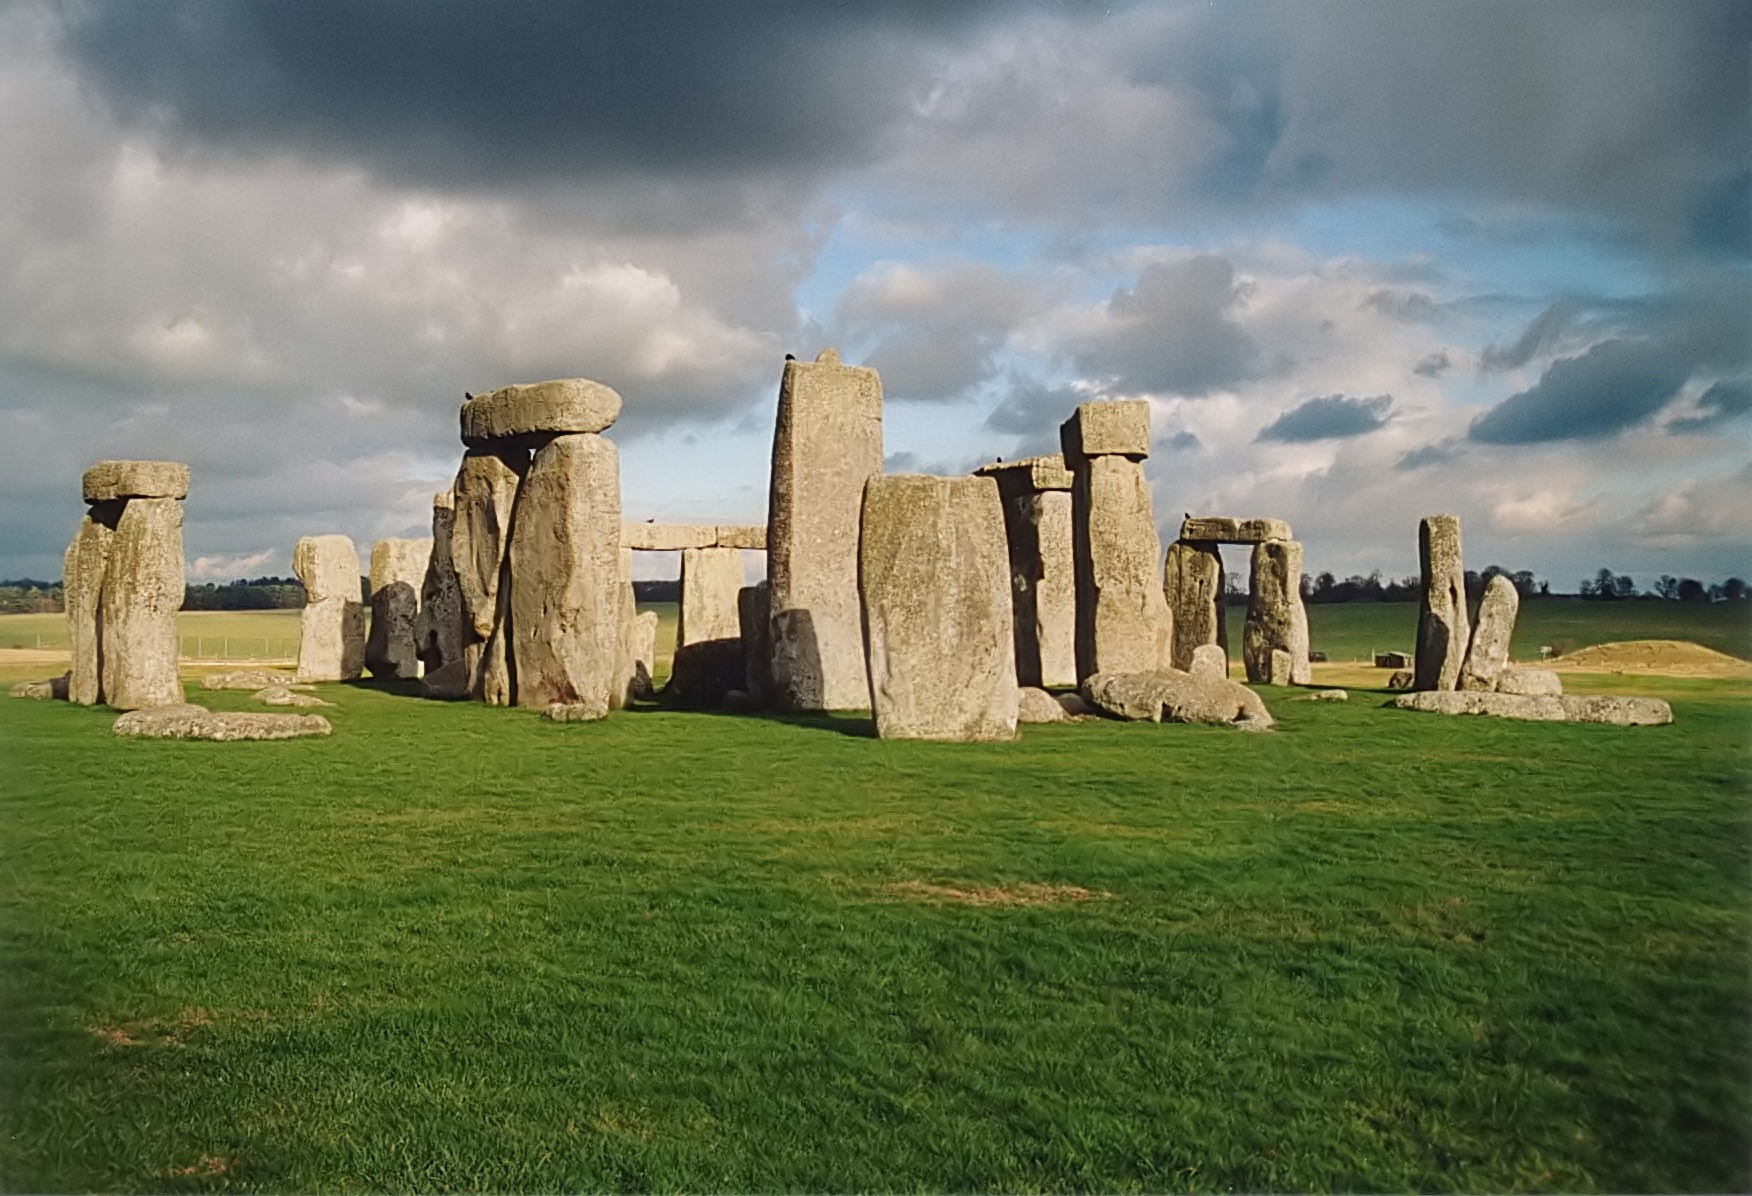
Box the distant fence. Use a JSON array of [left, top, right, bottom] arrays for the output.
[[179, 637, 300, 662]]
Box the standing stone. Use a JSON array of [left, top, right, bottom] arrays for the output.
[[1163, 539, 1226, 673], [1189, 643, 1228, 680], [507, 433, 621, 711], [678, 547, 744, 647], [100, 497, 185, 710], [628, 609, 659, 700], [365, 537, 432, 680], [610, 547, 641, 708], [975, 454, 1077, 689], [738, 581, 771, 705], [63, 506, 118, 705], [415, 491, 467, 678], [1061, 402, 1174, 681], [766, 348, 884, 710], [293, 534, 365, 682], [1414, 515, 1470, 692], [1460, 574, 1520, 692], [1243, 539, 1311, 686], [451, 448, 526, 704], [858, 474, 1017, 741]]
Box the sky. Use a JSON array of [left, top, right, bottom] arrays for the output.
[[1, 0, 1746, 591]]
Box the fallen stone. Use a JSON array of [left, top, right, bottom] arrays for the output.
[[100, 497, 185, 710], [252, 686, 333, 708], [1178, 516, 1293, 544], [1082, 670, 1274, 729], [63, 507, 116, 705], [619, 522, 716, 551], [1060, 399, 1151, 462], [10, 673, 69, 700], [766, 348, 883, 711], [1460, 574, 1519, 692], [1243, 539, 1311, 686], [364, 537, 432, 680], [1495, 667, 1563, 696], [1393, 690, 1671, 725], [113, 704, 332, 740], [202, 669, 306, 690], [460, 378, 622, 447], [542, 698, 610, 723], [1017, 686, 1070, 723], [1188, 643, 1228, 679], [81, 460, 190, 502], [858, 474, 1017, 741], [1164, 539, 1225, 671], [1414, 514, 1469, 691], [1296, 689, 1349, 702]]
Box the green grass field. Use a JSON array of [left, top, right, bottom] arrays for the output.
[[1, 660, 1747, 1190]]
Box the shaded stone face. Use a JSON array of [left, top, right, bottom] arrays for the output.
[[980, 458, 1077, 691], [1414, 515, 1469, 691], [765, 348, 883, 711], [451, 448, 527, 702], [81, 460, 190, 503], [858, 474, 1017, 741], [364, 537, 432, 681], [459, 378, 622, 448], [738, 581, 772, 705], [415, 495, 467, 677], [1070, 454, 1173, 680], [99, 497, 185, 711], [1243, 539, 1311, 686], [1459, 574, 1519, 692], [507, 432, 621, 712], [63, 506, 118, 706], [1163, 539, 1225, 672]]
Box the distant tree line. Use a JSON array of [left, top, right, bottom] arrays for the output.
[[1579, 568, 1747, 603], [0, 579, 61, 613], [180, 576, 306, 610]]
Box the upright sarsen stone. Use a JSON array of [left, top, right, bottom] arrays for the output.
[[678, 547, 744, 647], [100, 497, 185, 710], [415, 492, 467, 678], [365, 537, 432, 680], [858, 474, 1017, 741], [1414, 515, 1469, 692], [1242, 539, 1311, 686], [507, 432, 621, 711], [1163, 539, 1225, 673], [765, 348, 883, 710], [64, 506, 117, 705], [293, 534, 365, 682], [975, 454, 1076, 689], [738, 581, 772, 705], [451, 448, 526, 703], [1460, 574, 1519, 692]]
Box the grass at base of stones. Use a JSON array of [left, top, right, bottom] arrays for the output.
[[1, 673, 1747, 1193]]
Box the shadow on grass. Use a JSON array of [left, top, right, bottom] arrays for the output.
[[627, 696, 877, 739]]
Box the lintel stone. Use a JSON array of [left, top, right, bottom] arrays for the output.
[[974, 453, 1074, 492], [1060, 401, 1151, 463], [460, 378, 622, 447], [82, 460, 190, 502], [1179, 516, 1293, 544]]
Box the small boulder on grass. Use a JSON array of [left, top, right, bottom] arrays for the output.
[[1082, 670, 1273, 730], [201, 669, 309, 691], [1017, 686, 1070, 724], [10, 672, 69, 700], [252, 686, 333, 708]]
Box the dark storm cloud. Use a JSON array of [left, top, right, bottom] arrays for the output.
[[1668, 379, 1752, 434], [1468, 339, 1688, 445], [59, 0, 1033, 188], [1069, 256, 1257, 397], [984, 375, 1086, 437], [1481, 303, 1577, 371], [1256, 394, 1392, 443], [1412, 350, 1451, 378], [1395, 441, 1457, 471]]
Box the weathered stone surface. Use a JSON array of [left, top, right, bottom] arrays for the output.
[[113, 704, 332, 740], [1387, 669, 1415, 690], [460, 378, 621, 447], [982, 462, 1076, 689], [10, 674, 69, 700], [1393, 690, 1672, 725], [252, 685, 333, 707], [1244, 539, 1311, 686], [1057, 691, 1096, 717], [1374, 651, 1413, 669], [508, 433, 621, 711], [1459, 574, 1519, 692], [713, 525, 767, 550], [629, 609, 659, 700], [451, 448, 526, 703], [620, 522, 716, 551], [296, 596, 366, 683], [1069, 452, 1173, 681], [201, 669, 304, 690], [63, 507, 117, 705], [1060, 400, 1151, 462], [974, 453, 1075, 492], [1414, 514, 1469, 692], [1189, 643, 1228, 680], [82, 460, 189, 502], [1082, 670, 1274, 729], [292, 535, 360, 603], [1496, 667, 1563, 696], [1300, 689, 1349, 702], [543, 697, 610, 723], [610, 548, 640, 708], [420, 659, 473, 700], [100, 497, 185, 710], [1164, 539, 1226, 672], [415, 493, 467, 677], [766, 348, 883, 711], [1178, 516, 1293, 544], [364, 537, 432, 680], [678, 547, 744, 647], [1017, 686, 1070, 724], [737, 582, 771, 705], [858, 474, 1017, 741]]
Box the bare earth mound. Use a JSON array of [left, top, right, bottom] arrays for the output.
[[1550, 639, 1752, 678]]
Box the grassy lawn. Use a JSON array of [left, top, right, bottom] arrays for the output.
[[1, 666, 1747, 1191]]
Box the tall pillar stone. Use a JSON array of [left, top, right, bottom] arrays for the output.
[[974, 454, 1076, 689], [610, 547, 642, 708], [738, 581, 772, 705], [451, 448, 527, 704], [765, 348, 883, 710], [63, 505, 118, 705], [1414, 514, 1469, 692], [293, 534, 366, 682], [858, 474, 1017, 741], [1460, 574, 1519, 692], [1163, 539, 1226, 673], [365, 537, 432, 680], [415, 491, 466, 680], [507, 432, 621, 711], [1060, 401, 1173, 681], [1242, 539, 1311, 686]]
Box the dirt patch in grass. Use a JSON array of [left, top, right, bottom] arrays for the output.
[[890, 881, 1113, 906], [89, 1007, 215, 1049], [165, 1155, 241, 1180], [1549, 639, 1752, 677]]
